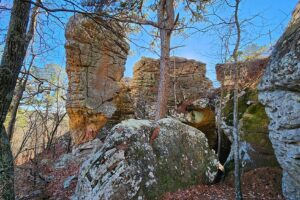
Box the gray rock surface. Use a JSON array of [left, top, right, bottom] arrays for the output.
[[54, 139, 103, 169], [73, 118, 218, 200], [258, 3, 300, 199]]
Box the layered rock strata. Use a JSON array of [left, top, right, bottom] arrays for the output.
[[258, 3, 300, 199], [65, 14, 129, 145], [216, 57, 269, 90], [131, 57, 216, 145]]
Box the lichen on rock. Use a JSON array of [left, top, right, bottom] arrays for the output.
[[258, 3, 300, 199], [217, 62, 278, 170], [73, 118, 218, 200]]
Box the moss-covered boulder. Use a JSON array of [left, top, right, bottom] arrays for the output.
[[74, 118, 218, 200], [222, 89, 278, 170]]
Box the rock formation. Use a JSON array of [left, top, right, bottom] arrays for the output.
[[131, 57, 216, 146], [216, 57, 269, 90], [258, 3, 300, 199], [74, 118, 218, 200], [65, 14, 129, 145], [216, 59, 278, 170]]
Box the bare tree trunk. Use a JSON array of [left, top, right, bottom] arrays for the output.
[[0, 126, 14, 200], [7, 56, 35, 141], [0, 0, 32, 198], [233, 60, 242, 200], [155, 0, 175, 120], [217, 84, 224, 160], [47, 113, 67, 149], [232, 0, 242, 199]]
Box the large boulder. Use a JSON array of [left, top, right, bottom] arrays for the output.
[[258, 3, 300, 199], [65, 14, 129, 145], [73, 118, 218, 200]]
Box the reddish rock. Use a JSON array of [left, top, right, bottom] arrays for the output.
[[65, 14, 129, 145], [216, 57, 269, 89], [131, 57, 216, 147]]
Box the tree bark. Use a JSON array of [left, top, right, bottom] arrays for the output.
[[0, 0, 32, 199], [232, 0, 242, 199], [217, 83, 224, 160], [155, 0, 175, 120], [7, 2, 40, 142], [0, 126, 14, 200]]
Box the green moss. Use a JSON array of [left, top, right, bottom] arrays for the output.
[[144, 129, 215, 199], [223, 89, 258, 126], [223, 89, 271, 146], [241, 103, 269, 134]]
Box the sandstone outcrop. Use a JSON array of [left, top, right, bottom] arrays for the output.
[[216, 59, 278, 170], [74, 118, 218, 200], [216, 57, 269, 90], [131, 57, 216, 146], [222, 89, 278, 170], [258, 3, 300, 199], [65, 14, 129, 145]]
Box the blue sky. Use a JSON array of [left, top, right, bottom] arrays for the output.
[[0, 0, 298, 86], [125, 0, 298, 86]]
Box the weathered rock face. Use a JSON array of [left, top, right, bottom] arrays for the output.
[[131, 57, 213, 118], [216, 58, 269, 90], [216, 59, 278, 170], [131, 57, 215, 146], [109, 78, 135, 125], [65, 14, 129, 145], [258, 3, 300, 199], [222, 89, 278, 170], [74, 118, 218, 200]]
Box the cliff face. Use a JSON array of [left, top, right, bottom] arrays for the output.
[[216, 58, 279, 170], [131, 57, 213, 117], [65, 14, 129, 145], [131, 57, 216, 146], [258, 3, 300, 199], [216, 58, 269, 89]]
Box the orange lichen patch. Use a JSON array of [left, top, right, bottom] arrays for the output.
[[68, 108, 108, 145]]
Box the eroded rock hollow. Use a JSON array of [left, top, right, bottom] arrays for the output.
[[216, 58, 279, 169]]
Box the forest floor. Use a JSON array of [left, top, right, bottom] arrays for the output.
[[163, 168, 283, 200], [15, 139, 283, 200]]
